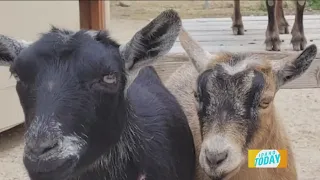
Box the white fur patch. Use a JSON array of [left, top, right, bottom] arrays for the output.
[[138, 173, 146, 180], [48, 81, 54, 92], [25, 116, 86, 160], [58, 134, 87, 159], [221, 57, 265, 75], [85, 30, 98, 37], [26, 115, 62, 140], [199, 134, 243, 178], [18, 39, 33, 47]]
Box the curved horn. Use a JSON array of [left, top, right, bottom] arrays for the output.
[[179, 27, 213, 72]]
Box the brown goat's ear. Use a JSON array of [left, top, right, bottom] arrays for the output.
[[119, 9, 181, 72], [179, 27, 213, 73], [272, 44, 317, 87], [0, 35, 31, 67]]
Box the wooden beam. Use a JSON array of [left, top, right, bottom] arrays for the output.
[[79, 0, 106, 30], [79, 1, 90, 29]]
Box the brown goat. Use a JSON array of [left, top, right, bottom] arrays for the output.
[[232, 0, 307, 51], [165, 32, 213, 180], [165, 63, 211, 180], [166, 27, 317, 180]]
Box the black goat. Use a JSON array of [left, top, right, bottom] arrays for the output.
[[0, 10, 195, 180]]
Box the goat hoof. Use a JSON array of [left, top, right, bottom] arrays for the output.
[[265, 38, 281, 51], [266, 44, 281, 51], [291, 36, 307, 51], [232, 25, 244, 35]]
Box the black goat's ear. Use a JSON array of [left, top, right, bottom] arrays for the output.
[[0, 35, 31, 67], [119, 9, 182, 72]]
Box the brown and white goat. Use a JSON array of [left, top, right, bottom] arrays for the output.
[[232, 0, 307, 51], [166, 28, 317, 180]]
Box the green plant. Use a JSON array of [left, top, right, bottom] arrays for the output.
[[308, 0, 320, 10], [259, 1, 267, 11]]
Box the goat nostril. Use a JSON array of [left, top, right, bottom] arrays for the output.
[[205, 154, 212, 165], [216, 151, 228, 165], [41, 142, 59, 155], [206, 150, 228, 166], [27, 140, 59, 157]]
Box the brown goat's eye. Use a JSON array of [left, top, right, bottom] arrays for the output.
[[103, 74, 117, 84], [259, 97, 272, 109], [259, 102, 269, 109]]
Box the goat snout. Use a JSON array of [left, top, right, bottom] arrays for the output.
[[25, 138, 60, 159], [24, 125, 62, 161], [199, 135, 243, 179], [205, 149, 228, 168]]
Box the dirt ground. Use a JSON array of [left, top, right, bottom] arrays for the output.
[[0, 1, 320, 180], [109, 1, 320, 20]]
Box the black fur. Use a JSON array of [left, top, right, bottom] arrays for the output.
[[6, 27, 195, 180]]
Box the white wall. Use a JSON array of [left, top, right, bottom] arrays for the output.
[[0, 1, 80, 132], [0, 1, 80, 41]]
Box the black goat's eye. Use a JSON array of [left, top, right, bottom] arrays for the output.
[[93, 73, 120, 93], [102, 74, 117, 84], [92, 73, 121, 93]]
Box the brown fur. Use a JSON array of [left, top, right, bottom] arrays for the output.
[[168, 27, 316, 180], [230, 105, 297, 180], [165, 57, 298, 180], [232, 0, 307, 51], [276, 0, 289, 34], [165, 63, 211, 180], [165, 27, 211, 180], [208, 55, 297, 180]]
